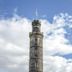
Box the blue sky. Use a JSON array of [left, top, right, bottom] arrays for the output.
[[0, 0, 72, 72], [0, 0, 72, 22]]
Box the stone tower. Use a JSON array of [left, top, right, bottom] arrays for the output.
[[29, 20, 43, 72]]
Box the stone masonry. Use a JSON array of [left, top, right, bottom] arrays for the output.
[[29, 20, 43, 72]]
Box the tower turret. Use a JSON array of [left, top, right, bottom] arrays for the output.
[[32, 20, 41, 32]]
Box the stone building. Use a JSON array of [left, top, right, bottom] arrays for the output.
[[29, 20, 43, 72]]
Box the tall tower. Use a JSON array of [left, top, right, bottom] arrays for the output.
[[29, 20, 43, 72]]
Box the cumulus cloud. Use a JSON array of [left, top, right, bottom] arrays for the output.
[[44, 56, 72, 72], [0, 13, 72, 72], [42, 13, 72, 55]]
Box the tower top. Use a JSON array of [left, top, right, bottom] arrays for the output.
[[32, 20, 41, 26], [32, 20, 41, 32]]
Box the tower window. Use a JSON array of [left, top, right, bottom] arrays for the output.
[[33, 27, 40, 32]]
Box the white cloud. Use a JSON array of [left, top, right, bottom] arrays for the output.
[[44, 56, 72, 72], [0, 13, 72, 72], [41, 13, 72, 55]]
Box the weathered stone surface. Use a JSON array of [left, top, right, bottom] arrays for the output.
[[29, 20, 43, 72]]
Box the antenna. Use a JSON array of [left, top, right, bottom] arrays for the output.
[[35, 8, 39, 20], [32, 9, 39, 20], [14, 8, 18, 14]]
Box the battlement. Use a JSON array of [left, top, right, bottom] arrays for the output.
[[32, 20, 41, 32], [32, 20, 41, 26]]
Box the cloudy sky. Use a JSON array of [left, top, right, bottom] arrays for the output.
[[0, 0, 72, 72]]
